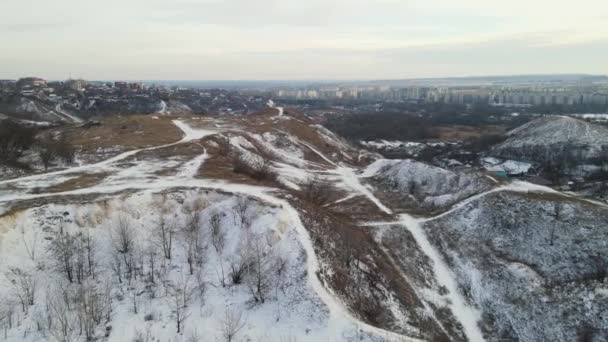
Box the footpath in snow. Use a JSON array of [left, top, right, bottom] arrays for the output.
[[0, 119, 416, 342]]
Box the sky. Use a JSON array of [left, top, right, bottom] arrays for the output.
[[1, 0, 608, 80]]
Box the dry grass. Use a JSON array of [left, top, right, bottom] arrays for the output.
[[42, 172, 110, 193], [61, 115, 183, 153], [293, 201, 450, 340]]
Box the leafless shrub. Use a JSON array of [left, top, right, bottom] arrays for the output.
[[229, 256, 248, 285], [301, 176, 333, 206], [0, 120, 37, 164], [219, 307, 246, 342], [53, 134, 76, 164], [5, 268, 36, 314], [244, 233, 275, 303], [37, 133, 57, 171], [110, 215, 137, 283], [232, 153, 275, 181], [232, 196, 251, 229]]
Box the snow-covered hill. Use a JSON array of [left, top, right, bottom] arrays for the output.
[[363, 159, 494, 209], [425, 190, 608, 341], [491, 116, 608, 179]]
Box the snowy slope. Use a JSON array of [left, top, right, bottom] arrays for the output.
[[493, 116, 608, 162], [363, 159, 493, 209], [425, 190, 608, 341]]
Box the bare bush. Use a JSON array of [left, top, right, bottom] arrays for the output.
[[37, 133, 57, 171], [301, 176, 333, 206], [229, 255, 248, 286], [53, 134, 76, 164], [232, 197, 251, 229], [5, 268, 36, 314], [244, 233, 275, 303], [232, 153, 274, 181], [219, 308, 246, 342], [0, 120, 37, 164]]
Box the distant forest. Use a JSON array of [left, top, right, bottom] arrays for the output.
[[324, 103, 530, 142]]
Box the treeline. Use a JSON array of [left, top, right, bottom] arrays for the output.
[[325, 112, 440, 142], [0, 120, 75, 171]]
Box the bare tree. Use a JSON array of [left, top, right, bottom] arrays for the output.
[[6, 268, 36, 314], [48, 233, 76, 283], [244, 234, 275, 303], [0, 297, 16, 338], [154, 215, 174, 260], [209, 212, 227, 287], [144, 241, 158, 284], [549, 203, 562, 246], [80, 230, 97, 279], [210, 213, 225, 253], [75, 282, 106, 342], [182, 210, 204, 275], [20, 224, 39, 262], [47, 287, 75, 342], [219, 307, 246, 342], [170, 274, 192, 334], [37, 138, 57, 171], [232, 197, 251, 229], [110, 252, 123, 284], [111, 215, 134, 255], [110, 215, 136, 283]]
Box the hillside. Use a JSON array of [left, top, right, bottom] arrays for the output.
[[490, 116, 608, 179], [424, 190, 608, 341], [1, 108, 607, 341], [363, 159, 495, 211]]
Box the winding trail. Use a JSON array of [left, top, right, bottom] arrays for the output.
[[0, 119, 418, 342], [7, 118, 603, 342], [0, 120, 214, 187]]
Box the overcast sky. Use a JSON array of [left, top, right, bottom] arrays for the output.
[[1, 0, 607, 80]]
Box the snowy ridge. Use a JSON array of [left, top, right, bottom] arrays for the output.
[[498, 115, 608, 150]]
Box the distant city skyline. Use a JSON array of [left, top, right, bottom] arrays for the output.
[[2, 0, 608, 80]]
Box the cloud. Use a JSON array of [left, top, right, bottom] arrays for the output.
[[0, 0, 607, 79]]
